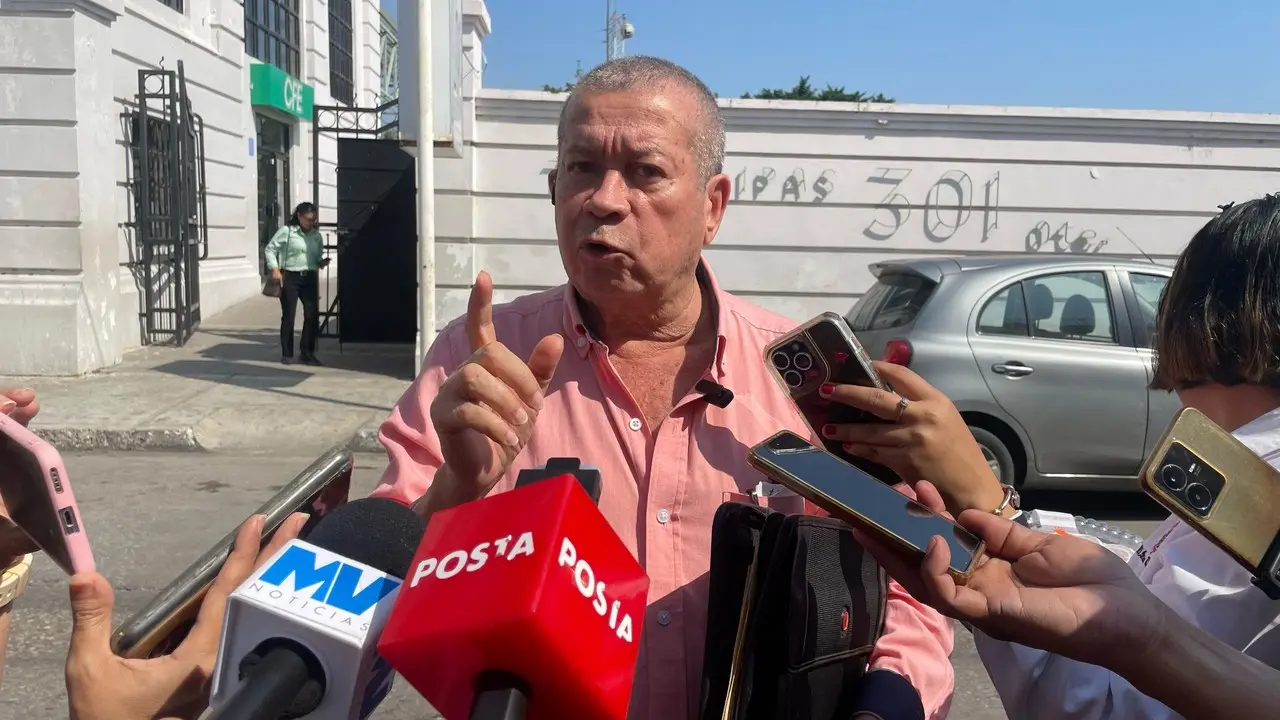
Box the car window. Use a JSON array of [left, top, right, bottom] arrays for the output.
[[1028, 271, 1116, 344], [976, 284, 1029, 337], [1129, 273, 1168, 349], [846, 273, 936, 332]]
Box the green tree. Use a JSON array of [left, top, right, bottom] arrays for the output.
[[742, 76, 893, 103], [543, 61, 585, 93]]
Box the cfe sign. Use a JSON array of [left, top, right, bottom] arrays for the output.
[[249, 62, 315, 121]]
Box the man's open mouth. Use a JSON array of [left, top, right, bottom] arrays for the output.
[[582, 240, 622, 255]]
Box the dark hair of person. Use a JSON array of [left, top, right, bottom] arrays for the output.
[[1151, 195, 1280, 391], [287, 202, 319, 227]]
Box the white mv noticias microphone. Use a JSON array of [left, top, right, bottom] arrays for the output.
[[207, 497, 426, 720]]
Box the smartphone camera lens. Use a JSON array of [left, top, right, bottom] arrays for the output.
[[771, 351, 791, 370], [1185, 483, 1212, 512], [793, 352, 814, 371], [783, 369, 804, 388], [1159, 463, 1187, 491]]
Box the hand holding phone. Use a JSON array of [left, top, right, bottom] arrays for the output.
[[747, 430, 984, 580], [856, 490, 1162, 676], [0, 412, 94, 574], [109, 447, 353, 659], [765, 313, 900, 483], [1139, 407, 1280, 598]]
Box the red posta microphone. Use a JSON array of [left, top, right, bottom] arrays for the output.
[[377, 462, 650, 720]]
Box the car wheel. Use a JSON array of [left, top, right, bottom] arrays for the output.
[[969, 426, 1016, 486]]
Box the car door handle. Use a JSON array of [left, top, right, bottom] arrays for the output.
[[992, 362, 1035, 377]]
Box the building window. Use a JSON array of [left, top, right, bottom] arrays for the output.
[[329, 0, 355, 104], [155, 0, 183, 12], [245, 0, 301, 79]]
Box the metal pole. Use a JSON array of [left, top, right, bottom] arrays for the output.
[[415, 0, 436, 373]]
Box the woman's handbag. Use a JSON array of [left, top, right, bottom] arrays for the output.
[[262, 272, 282, 298], [263, 240, 285, 297]]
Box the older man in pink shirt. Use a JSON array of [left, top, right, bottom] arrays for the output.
[[371, 56, 954, 719]]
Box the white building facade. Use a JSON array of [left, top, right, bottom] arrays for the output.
[[0, 0, 393, 374], [6, 0, 1280, 374], [430, 93, 1280, 328]]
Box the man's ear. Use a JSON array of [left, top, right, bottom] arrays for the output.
[[547, 170, 557, 206]]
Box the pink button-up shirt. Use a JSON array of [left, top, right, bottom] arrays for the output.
[[373, 264, 954, 719]]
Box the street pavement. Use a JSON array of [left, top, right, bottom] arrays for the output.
[[0, 451, 1168, 720], [0, 293, 415, 454]]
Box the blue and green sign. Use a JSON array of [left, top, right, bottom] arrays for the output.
[[249, 63, 315, 121]]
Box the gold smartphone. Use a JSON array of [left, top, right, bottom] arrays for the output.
[[1140, 407, 1280, 595], [109, 447, 353, 658], [747, 430, 985, 581]]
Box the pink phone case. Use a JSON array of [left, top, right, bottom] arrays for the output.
[[0, 413, 95, 574]]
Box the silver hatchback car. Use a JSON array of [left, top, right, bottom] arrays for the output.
[[845, 255, 1181, 491]]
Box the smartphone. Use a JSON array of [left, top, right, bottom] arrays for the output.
[[747, 430, 985, 579], [765, 312, 899, 482], [0, 413, 95, 575], [1140, 407, 1280, 587], [109, 446, 354, 659]]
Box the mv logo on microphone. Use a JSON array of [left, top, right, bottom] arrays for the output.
[[252, 542, 400, 619]]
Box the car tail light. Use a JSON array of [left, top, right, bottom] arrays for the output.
[[883, 338, 913, 366]]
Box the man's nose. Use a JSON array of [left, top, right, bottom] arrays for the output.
[[585, 170, 630, 217]]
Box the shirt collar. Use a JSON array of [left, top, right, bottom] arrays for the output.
[[561, 259, 731, 380], [1231, 405, 1280, 462]]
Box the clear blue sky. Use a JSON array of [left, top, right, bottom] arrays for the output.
[[415, 0, 1280, 114]]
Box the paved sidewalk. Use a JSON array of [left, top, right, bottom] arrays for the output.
[[0, 294, 417, 454]]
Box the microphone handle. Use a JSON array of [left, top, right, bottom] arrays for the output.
[[208, 646, 314, 720], [470, 671, 529, 720]]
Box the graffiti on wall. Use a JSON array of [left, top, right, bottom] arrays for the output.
[[733, 167, 836, 203], [858, 168, 1004, 244], [1024, 221, 1111, 254], [729, 163, 1129, 255]]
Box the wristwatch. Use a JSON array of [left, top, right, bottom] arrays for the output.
[[0, 554, 33, 609], [992, 483, 1021, 517]]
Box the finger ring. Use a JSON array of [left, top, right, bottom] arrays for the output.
[[894, 396, 910, 422]]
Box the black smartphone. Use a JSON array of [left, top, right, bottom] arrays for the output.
[[109, 447, 354, 659], [765, 312, 900, 484], [748, 430, 984, 579]]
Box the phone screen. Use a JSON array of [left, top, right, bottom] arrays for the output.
[[753, 431, 982, 575], [110, 451, 353, 658], [0, 432, 76, 573]]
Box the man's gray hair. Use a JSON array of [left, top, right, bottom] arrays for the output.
[[556, 56, 726, 182]]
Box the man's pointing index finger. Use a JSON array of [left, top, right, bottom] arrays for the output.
[[466, 271, 498, 352]]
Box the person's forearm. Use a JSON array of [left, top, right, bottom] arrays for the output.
[[1113, 610, 1280, 719], [411, 465, 485, 520]]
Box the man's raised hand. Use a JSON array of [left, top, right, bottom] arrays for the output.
[[429, 272, 564, 504]]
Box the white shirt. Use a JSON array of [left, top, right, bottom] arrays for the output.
[[974, 406, 1280, 720]]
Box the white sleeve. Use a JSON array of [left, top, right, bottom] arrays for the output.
[[973, 517, 1280, 720], [972, 631, 1180, 720]]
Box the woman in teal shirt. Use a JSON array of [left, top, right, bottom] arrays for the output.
[[264, 202, 329, 365]]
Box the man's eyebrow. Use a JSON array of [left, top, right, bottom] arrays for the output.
[[561, 140, 669, 157]]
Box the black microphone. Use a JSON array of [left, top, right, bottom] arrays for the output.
[[695, 379, 734, 408]]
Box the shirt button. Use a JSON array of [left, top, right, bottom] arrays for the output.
[[657, 610, 671, 626], [576, 337, 587, 348], [656, 508, 670, 524], [628, 417, 642, 431]]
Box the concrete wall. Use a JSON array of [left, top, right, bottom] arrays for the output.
[[0, 0, 126, 375], [427, 91, 1280, 327], [110, 0, 258, 353], [0, 0, 387, 375]]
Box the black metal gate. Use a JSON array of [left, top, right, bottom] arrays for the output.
[[312, 100, 416, 343], [128, 61, 208, 346]]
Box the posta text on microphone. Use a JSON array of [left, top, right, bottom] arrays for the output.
[[378, 471, 650, 720], [208, 498, 425, 720]]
